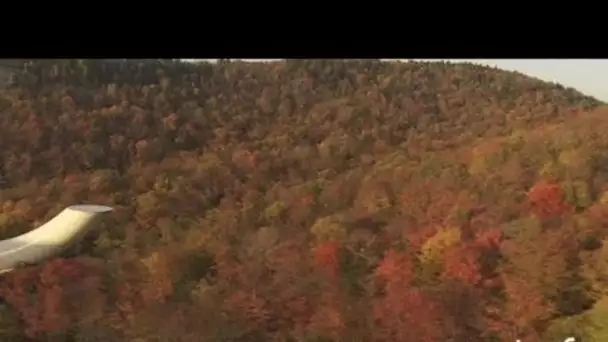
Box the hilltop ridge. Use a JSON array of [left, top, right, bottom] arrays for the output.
[[0, 59, 605, 341]]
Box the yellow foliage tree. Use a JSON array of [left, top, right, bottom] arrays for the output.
[[563, 180, 592, 210], [419, 226, 462, 282], [310, 215, 347, 243], [558, 148, 593, 181], [263, 201, 286, 222], [354, 176, 392, 215], [420, 226, 461, 265], [539, 160, 561, 182]]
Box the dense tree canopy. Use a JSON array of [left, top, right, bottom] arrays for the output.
[[0, 59, 606, 341]]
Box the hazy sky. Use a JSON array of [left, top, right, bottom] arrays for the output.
[[184, 59, 608, 102]]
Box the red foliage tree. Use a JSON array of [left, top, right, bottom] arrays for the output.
[[407, 224, 439, 251], [306, 292, 346, 341], [214, 236, 321, 341], [497, 273, 551, 342], [439, 229, 506, 341], [373, 250, 444, 342], [314, 241, 341, 281], [441, 229, 504, 288], [527, 182, 573, 219], [442, 245, 483, 286], [0, 258, 105, 339]]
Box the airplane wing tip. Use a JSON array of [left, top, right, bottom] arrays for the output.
[[67, 204, 114, 214]]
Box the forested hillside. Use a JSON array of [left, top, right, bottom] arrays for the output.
[[0, 59, 606, 341]]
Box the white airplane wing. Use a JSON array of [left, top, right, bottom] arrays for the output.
[[0, 204, 112, 273]]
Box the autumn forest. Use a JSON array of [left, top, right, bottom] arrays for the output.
[[0, 59, 607, 341]]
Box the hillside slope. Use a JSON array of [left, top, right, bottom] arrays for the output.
[[0, 59, 605, 341]]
